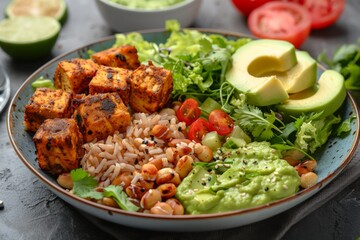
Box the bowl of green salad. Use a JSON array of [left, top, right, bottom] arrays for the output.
[[95, 0, 202, 32], [7, 22, 360, 231]]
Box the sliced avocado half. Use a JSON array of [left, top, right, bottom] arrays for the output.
[[272, 51, 317, 94], [226, 39, 297, 106], [277, 70, 347, 118]]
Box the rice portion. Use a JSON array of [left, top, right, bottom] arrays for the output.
[[81, 111, 187, 187]]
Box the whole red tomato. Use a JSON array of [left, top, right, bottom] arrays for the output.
[[231, 0, 278, 16]]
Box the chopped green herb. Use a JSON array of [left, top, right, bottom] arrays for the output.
[[70, 168, 103, 200], [103, 185, 140, 212]]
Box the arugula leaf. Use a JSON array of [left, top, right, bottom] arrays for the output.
[[70, 169, 103, 200], [103, 185, 140, 212]]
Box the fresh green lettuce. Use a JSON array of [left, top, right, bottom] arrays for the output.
[[113, 20, 251, 100], [295, 114, 341, 153]]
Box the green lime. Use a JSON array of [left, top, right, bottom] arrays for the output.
[[0, 16, 61, 60], [5, 0, 68, 25]]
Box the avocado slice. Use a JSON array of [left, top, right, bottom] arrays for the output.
[[273, 51, 317, 94], [277, 70, 347, 118], [226, 39, 297, 106]]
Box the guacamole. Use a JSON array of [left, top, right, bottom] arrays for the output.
[[108, 0, 185, 10], [176, 142, 300, 214]]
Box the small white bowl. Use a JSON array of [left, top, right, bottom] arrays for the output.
[[95, 0, 202, 32]]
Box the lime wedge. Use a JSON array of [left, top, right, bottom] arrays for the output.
[[5, 0, 68, 25], [0, 16, 61, 60]]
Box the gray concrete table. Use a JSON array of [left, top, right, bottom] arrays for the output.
[[0, 0, 359, 239]]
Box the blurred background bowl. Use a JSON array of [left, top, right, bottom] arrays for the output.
[[95, 0, 202, 32]]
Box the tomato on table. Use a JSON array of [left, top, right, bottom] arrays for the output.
[[247, 1, 311, 48], [188, 118, 211, 143], [287, 0, 345, 29], [231, 0, 276, 17], [208, 109, 234, 136], [176, 98, 201, 126]]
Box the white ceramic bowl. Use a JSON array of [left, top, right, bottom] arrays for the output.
[[95, 0, 202, 32]]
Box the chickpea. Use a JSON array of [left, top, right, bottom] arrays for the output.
[[169, 172, 181, 186], [141, 163, 158, 181], [126, 180, 154, 200], [100, 197, 118, 208], [159, 108, 176, 116], [283, 149, 305, 161], [156, 168, 178, 185], [300, 159, 317, 172], [157, 183, 177, 199], [294, 165, 309, 176], [111, 172, 133, 188], [165, 147, 177, 163], [176, 145, 193, 157], [194, 143, 213, 162], [168, 139, 191, 147], [149, 158, 164, 170], [150, 202, 173, 215], [166, 198, 184, 215], [57, 173, 74, 189], [283, 156, 299, 166], [175, 155, 193, 179], [140, 189, 162, 210], [300, 172, 318, 188], [152, 124, 171, 140]]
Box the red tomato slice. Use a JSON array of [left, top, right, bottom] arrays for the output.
[[176, 98, 201, 126], [288, 0, 345, 29], [231, 0, 276, 17], [208, 109, 234, 136], [188, 118, 211, 143], [248, 2, 311, 48]]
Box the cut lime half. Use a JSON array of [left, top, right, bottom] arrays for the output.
[[5, 0, 68, 25], [0, 16, 61, 60]]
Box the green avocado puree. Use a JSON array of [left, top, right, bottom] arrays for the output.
[[108, 0, 185, 10], [176, 142, 300, 214]]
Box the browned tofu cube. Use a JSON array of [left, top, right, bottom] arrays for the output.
[[91, 45, 140, 70], [33, 118, 83, 175], [129, 62, 173, 113], [73, 93, 131, 143], [54, 58, 99, 94], [89, 66, 131, 105], [24, 88, 73, 132]]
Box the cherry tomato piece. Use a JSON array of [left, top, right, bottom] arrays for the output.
[[231, 0, 276, 17], [248, 1, 311, 48], [287, 0, 345, 29], [208, 109, 234, 136], [176, 98, 201, 126], [188, 118, 211, 143]]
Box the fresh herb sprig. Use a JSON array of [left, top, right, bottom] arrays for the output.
[[318, 38, 360, 90]]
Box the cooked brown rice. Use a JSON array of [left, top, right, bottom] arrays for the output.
[[81, 110, 188, 187]]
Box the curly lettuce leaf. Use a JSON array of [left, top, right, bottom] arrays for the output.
[[295, 114, 341, 153]]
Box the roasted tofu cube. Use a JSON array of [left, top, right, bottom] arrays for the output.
[[33, 118, 83, 175], [24, 88, 73, 132], [54, 58, 99, 94], [91, 45, 140, 70], [89, 66, 131, 105], [73, 92, 131, 142], [129, 62, 173, 113]]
